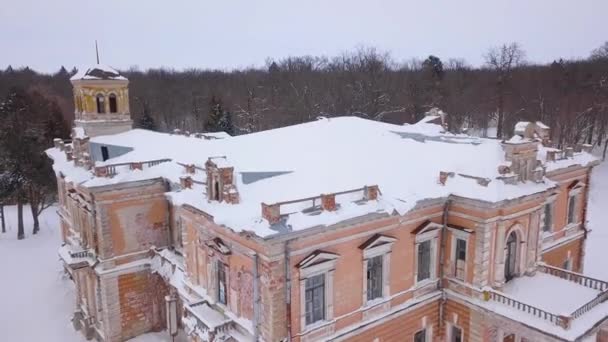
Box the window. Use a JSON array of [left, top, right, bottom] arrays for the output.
[[414, 329, 427, 342], [417, 240, 432, 282], [101, 146, 109, 161], [563, 257, 572, 270], [455, 238, 467, 280], [297, 250, 338, 329], [567, 194, 577, 224], [366, 255, 383, 301], [217, 261, 227, 305], [543, 202, 554, 232], [213, 181, 220, 201], [451, 326, 463, 342], [96, 94, 105, 114], [305, 274, 325, 325], [505, 231, 518, 282], [109, 94, 118, 113], [503, 333, 515, 342]]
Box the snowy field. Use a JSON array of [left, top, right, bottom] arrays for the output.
[[0, 206, 179, 342], [0, 161, 606, 341]]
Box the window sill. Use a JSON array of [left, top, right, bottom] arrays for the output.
[[301, 319, 335, 335], [414, 277, 438, 290], [363, 296, 389, 310]]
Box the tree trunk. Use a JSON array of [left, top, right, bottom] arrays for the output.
[[30, 203, 39, 235], [17, 200, 24, 240], [603, 139, 608, 161], [0, 205, 5, 233]]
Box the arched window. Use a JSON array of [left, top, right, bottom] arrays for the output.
[[109, 94, 118, 113], [505, 231, 518, 282], [96, 94, 105, 114]]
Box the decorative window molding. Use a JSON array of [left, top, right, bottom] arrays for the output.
[[205, 237, 231, 255], [413, 222, 440, 284], [567, 182, 583, 225], [359, 234, 396, 305], [450, 232, 468, 281], [297, 250, 338, 330]]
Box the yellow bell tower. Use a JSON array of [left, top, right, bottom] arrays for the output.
[[70, 64, 133, 137]]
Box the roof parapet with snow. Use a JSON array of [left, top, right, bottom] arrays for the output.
[[46, 116, 599, 238]]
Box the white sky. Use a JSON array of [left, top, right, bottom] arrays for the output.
[[1, 0, 607, 73]]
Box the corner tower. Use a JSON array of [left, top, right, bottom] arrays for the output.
[[70, 64, 132, 137]]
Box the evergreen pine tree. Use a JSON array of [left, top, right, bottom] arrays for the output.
[[135, 100, 157, 131], [218, 110, 235, 136], [204, 95, 224, 132]]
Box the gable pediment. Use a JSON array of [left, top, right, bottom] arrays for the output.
[[297, 250, 339, 269], [358, 234, 397, 250], [411, 220, 442, 235], [205, 237, 231, 255]]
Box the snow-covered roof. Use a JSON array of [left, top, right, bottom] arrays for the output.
[[47, 116, 599, 238], [70, 64, 126, 81]]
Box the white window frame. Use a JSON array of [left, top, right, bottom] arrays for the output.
[[415, 223, 440, 285], [449, 228, 471, 281], [447, 323, 464, 342], [567, 183, 584, 226], [361, 235, 396, 306], [298, 252, 338, 330], [541, 193, 557, 234]]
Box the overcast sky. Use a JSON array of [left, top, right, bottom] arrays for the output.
[[1, 0, 607, 73]]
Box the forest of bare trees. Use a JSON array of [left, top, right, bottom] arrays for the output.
[[1, 42, 608, 151]]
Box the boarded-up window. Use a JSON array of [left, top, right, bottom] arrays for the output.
[[366, 255, 383, 301], [305, 274, 325, 325]]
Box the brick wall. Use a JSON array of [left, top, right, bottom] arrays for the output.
[[340, 300, 439, 342], [541, 237, 584, 272]]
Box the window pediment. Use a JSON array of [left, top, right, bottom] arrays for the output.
[[297, 250, 339, 269], [358, 234, 397, 250], [204, 237, 231, 255], [411, 220, 442, 235]]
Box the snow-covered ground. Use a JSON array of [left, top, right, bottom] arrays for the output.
[[0, 160, 605, 341], [0, 206, 179, 342]]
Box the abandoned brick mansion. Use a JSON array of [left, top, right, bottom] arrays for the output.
[[47, 64, 608, 342]]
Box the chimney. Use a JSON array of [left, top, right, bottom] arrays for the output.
[[262, 203, 281, 224], [565, 147, 574, 158], [364, 185, 380, 201], [66, 150, 73, 161], [439, 171, 454, 185], [205, 157, 239, 204], [130, 162, 143, 171], [53, 138, 62, 149], [185, 164, 196, 174], [94, 166, 108, 177], [321, 194, 336, 211], [546, 150, 556, 162], [180, 176, 193, 189]]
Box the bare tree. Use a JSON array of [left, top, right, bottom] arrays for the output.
[[484, 42, 526, 138], [590, 42, 608, 60]]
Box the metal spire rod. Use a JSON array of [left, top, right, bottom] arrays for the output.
[[95, 40, 100, 64]]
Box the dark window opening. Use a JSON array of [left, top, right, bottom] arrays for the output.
[[455, 238, 467, 280], [543, 203, 553, 232], [217, 261, 227, 305], [568, 195, 577, 224], [96, 94, 105, 114], [417, 240, 431, 281], [414, 329, 427, 342], [214, 181, 220, 201], [101, 146, 109, 161], [366, 255, 383, 301], [505, 232, 518, 282], [109, 94, 117, 113], [451, 326, 463, 342], [305, 273, 325, 325]]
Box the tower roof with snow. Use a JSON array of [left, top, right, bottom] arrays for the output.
[[70, 64, 127, 81]]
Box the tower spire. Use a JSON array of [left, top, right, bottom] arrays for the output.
[[95, 40, 100, 64]]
